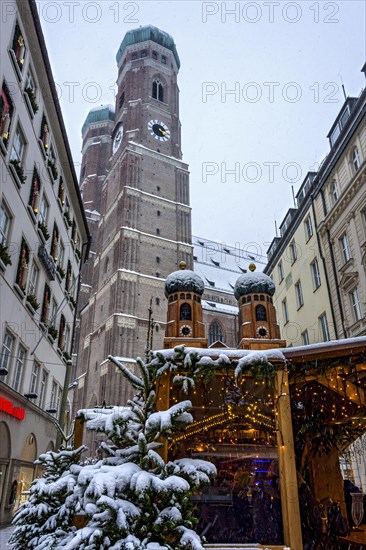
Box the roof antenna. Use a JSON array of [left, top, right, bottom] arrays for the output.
[[339, 74, 347, 100], [291, 185, 296, 208], [274, 218, 278, 237]]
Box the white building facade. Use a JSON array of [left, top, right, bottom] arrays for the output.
[[0, 0, 90, 524]]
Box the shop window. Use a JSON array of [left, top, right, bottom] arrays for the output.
[[180, 303, 191, 321]]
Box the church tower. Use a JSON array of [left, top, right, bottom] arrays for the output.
[[164, 262, 208, 348], [75, 26, 193, 410], [235, 264, 286, 350]]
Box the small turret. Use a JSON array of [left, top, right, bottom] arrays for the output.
[[163, 262, 208, 348], [235, 264, 286, 350]]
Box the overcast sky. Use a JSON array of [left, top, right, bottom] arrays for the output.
[[38, 1, 365, 258]]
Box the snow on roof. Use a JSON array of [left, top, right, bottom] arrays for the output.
[[234, 271, 275, 299], [202, 299, 238, 316], [165, 269, 204, 297], [192, 235, 265, 294]]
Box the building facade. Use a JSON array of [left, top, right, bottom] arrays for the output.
[[73, 26, 193, 414], [0, 0, 90, 524], [265, 75, 366, 346]]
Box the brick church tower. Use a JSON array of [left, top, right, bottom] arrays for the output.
[[74, 26, 193, 411]]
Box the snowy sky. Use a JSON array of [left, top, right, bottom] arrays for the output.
[[37, 1, 365, 256]]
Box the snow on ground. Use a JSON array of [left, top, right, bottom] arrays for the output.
[[0, 524, 14, 547]]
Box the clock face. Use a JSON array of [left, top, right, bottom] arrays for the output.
[[180, 325, 192, 336], [256, 326, 268, 338], [148, 119, 170, 142], [112, 126, 123, 154]]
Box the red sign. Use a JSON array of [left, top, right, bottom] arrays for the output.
[[0, 396, 25, 421]]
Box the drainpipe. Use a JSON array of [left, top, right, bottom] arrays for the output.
[[56, 237, 91, 448], [311, 197, 339, 340], [325, 229, 347, 338]]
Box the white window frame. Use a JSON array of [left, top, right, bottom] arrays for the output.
[[319, 313, 330, 342], [10, 124, 26, 163], [12, 345, 26, 392], [282, 298, 289, 324], [289, 241, 297, 264], [311, 258, 321, 290], [50, 379, 57, 408], [38, 194, 49, 226], [29, 360, 40, 394], [330, 180, 339, 204], [278, 261, 284, 283], [57, 239, 65, 268], [350, 288, 363, 322], [295, 280, 304, 309], [301, 330, 309, 345], [0, 331, 15, 380], [340, 233, 351, 264], [27, 261, 39, 296], [39, 368, 49, 408], [352, 147, 361, 172], [0, 201, 11, 246], [304, 215, 313, 241]]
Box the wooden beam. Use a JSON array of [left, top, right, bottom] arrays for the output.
[[275, 368, 303, 550]]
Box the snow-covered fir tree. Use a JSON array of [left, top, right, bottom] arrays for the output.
[[11, 349, 216, 550]]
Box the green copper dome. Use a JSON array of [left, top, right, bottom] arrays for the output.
[[165, 269, 204, 298], [116, 25, 180, 69], [82, 105, 115, 137], [234, 272, 275, 300]]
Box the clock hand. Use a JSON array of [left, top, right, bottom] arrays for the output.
[[159, 128, 166, 135]]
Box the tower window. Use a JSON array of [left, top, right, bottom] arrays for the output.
[[156, 228, 160, 235], [155, 297, 160, 306], [119, 92, 125, 109], [255, 304, 267, 321], [157, 186, 160, 192], [260, 294, 265, 301], [180, 293, 185, 299], [156, 256, 160, 263], [156, 272, 160, 278], [208, 321, 224, 345], [242, 297, 246, 304], [161, 55, 167, 65], [186, 293, 191, 299], [247, 295, 251, 303], [180, 303, 191, 321], [141, 50, 147, 58], [152, 51, 158, 60], [131, 53, 137, 60], [157, 210, 161, 216], [152, 78, 164, 102], [254, 294, 259, 301]]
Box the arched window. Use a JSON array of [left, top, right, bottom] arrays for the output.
[[351, 146, 361, 172], [180, 303, 191, 321], [152, 78, 164, 102], [255, 304, 267, 321], [208, 321, 224, 345]]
